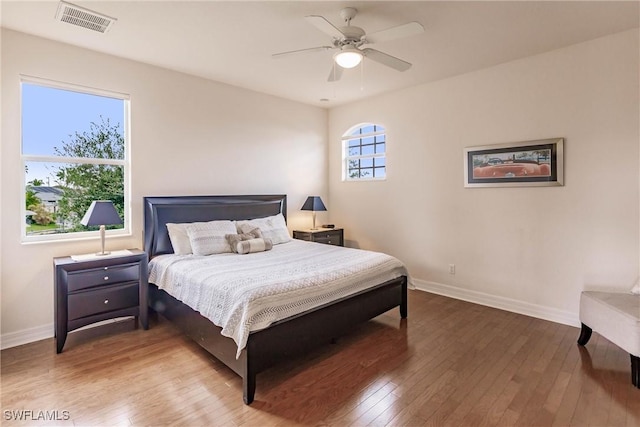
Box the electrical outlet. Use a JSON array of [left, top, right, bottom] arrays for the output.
[[449, 264, 456, 275]]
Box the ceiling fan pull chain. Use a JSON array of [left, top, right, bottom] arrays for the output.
[[360, 58, 365, 92], [332, 65, 337, 99]]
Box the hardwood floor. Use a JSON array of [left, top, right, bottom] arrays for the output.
[[2, 290, 639, 426]]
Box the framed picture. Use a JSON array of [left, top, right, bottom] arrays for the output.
[[464, 138, 564, 188]]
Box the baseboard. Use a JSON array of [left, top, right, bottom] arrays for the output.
[[1, 323, 53, 350], [2, 283, 579, 350], [412, 278, 581, 328], [1, 318, 132, 351]]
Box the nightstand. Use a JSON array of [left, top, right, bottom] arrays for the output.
[[293, 228, 344, 246], [54, 249, 148, 353]]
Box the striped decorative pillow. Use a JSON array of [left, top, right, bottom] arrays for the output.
[[186, 220, 237, 256], [234, 238, 273, 255]]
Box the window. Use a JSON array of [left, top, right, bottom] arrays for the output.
[[342, 123, 386, 181], [21, 77, 130, 241]]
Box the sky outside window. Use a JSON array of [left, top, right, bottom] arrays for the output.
[[22, 83, 125, 184]]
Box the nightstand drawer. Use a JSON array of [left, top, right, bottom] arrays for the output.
[[67, 263, 139, 292], [314, 233, 339, 245], [293, 233, 312, 242], [293, 228, 344, 247], [68, 282, 139, 321]]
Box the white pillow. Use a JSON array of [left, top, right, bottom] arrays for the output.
[[166, 223, 192, 255], [236, 213, 291, 245], [186, 220, 237, 256]]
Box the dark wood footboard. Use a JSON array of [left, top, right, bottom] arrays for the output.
[[149, 275, 407, 404]]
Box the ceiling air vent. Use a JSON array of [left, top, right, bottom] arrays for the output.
[[55, 1, 117, 33]]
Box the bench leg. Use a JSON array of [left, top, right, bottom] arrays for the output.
[[577, 323, 592, 346], [632, 355, 640, 388]]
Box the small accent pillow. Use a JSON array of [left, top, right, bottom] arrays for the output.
[[236, 214, 291, 245], [240, 226, 263, 240], [185, 220, 237, 256], [166, 223, 192, 255], [234, 238, 273, 255], [225, 228, 264, 253], [631, 279, 640, 295]]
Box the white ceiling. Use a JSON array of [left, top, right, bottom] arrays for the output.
[[1, 1, 638, 108]]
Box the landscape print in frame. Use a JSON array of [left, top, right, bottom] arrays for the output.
[[464, 138, 564, 188]]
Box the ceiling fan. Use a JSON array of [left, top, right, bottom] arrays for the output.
[[273, 7, 424, 82]]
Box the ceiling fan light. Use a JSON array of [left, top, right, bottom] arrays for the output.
[[334, 50, 362, 69]]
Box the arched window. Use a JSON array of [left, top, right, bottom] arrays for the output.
[[342, 123, 386, 181]]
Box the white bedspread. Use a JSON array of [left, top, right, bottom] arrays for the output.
[[148, 239, 407, 358]]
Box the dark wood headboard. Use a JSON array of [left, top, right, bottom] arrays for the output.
[[143, 195, 287, 258]]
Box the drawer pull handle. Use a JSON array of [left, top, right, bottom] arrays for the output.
[[104, 299, 109, 305], [104, 267, 108, 271], [104, 276, 109, 281]]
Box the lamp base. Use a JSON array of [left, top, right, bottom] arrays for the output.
[[97, 225, 109, 256]]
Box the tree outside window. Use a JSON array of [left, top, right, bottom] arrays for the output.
[[21, 79, 129, 240]]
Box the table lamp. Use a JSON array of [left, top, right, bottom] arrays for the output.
[[80, 200, 123, 256], [301, 196, 326, 230]]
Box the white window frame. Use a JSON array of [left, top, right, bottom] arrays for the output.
[[342, 123, 387, 182], [20, 75, 131, 243]]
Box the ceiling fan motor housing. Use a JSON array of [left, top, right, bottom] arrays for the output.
[[336, 8, 364, 47], [337, 26, 365, 43]]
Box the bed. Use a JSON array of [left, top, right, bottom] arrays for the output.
[[143, 194, 408, 404]]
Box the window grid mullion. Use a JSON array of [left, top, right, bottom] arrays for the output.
[[23, 154, 126, 166], [346, 153, 384, 161]]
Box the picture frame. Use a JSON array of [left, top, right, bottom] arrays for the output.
[[464, 138, 564, 188]]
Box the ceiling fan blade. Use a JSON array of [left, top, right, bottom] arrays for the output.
[[272, 46, 333, 58], [362, 48, 412, 72], [364, 22, 424, 44], [305, 15, 345, 39], [327, 64, 343, 82]]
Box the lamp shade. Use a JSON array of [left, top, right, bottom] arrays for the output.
[[301, 196, 327, 212], [80, 200, 122, 227]]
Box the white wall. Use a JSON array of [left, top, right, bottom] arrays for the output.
[[0, 29, 328, 347], [2, 27, 637, 348], [329, 29, 639, 325]]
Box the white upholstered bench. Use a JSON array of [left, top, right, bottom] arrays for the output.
[[578, 291, 640, 388]]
